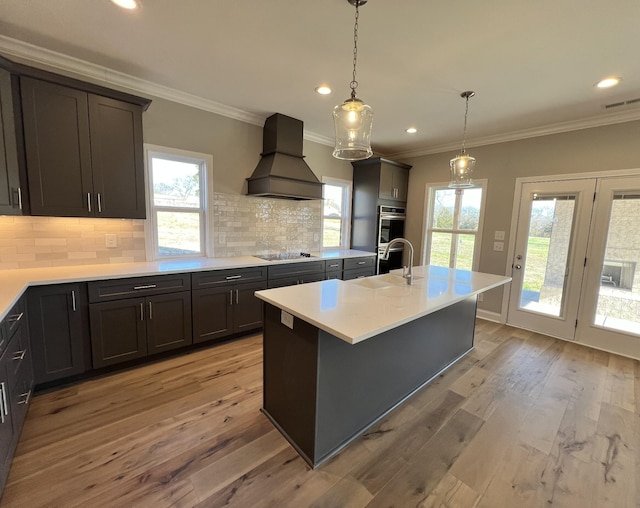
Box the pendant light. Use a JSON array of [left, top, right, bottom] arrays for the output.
[[332, 0, 373, 161], [449, 91, 476, 188]]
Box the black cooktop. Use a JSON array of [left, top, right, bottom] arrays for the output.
[[256, 252, 314, 261]]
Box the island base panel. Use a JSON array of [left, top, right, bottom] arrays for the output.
[[262, 296, 477, 467]]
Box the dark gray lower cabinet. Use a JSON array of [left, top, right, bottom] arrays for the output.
[[27, 284, 89, 385], [0, 295, 34, 495], [90, 291, 192, 369], [192, 281, 265, 344]]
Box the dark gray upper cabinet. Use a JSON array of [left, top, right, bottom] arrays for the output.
[[0, 54, 150, 219], [352, 157, 412, 206], [0, 69, 25, 216], [21, 78, 146, 218]]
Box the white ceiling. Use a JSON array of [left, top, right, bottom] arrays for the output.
[[1, 0, 639, 158]]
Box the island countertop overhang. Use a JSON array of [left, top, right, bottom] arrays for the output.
[[255, 265, 511, 344]]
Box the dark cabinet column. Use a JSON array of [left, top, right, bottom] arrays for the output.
[[89, 297, 147, 368], [0, 69, 23, 215], [27, 284, 89, 385], [192, 286, 234, 344], [20, 77, 93, 217], [88, 95, 145, 219], [146, 291, 192, 354]]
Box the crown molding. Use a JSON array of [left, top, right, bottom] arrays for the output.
[[385, 106, 640, 159], [2, 35, 637, 157]]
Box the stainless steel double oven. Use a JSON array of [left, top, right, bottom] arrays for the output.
[[377, 205, 406, 273]]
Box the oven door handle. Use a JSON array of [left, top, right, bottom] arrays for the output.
[[380, 214, 406, 220]]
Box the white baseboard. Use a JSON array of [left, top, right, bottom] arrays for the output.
[[476, 309, 503, 323]]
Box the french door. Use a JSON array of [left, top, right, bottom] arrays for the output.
[[508, 174, 640, 356], [507, 179, 595, 339]]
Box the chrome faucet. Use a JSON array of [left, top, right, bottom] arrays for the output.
[[382, 238, 414, 285]]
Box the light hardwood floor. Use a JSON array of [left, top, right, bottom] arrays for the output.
[[2, 320, 638, 507]]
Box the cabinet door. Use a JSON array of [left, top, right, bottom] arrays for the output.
[[379, 164, 395, 200], [146, 291, 192, 355], [89, 298, 147, 368], [393, 167, 409, 201], [0, 69, 22, 216], [21, 77, 93, 217], [234, 281, 266, 333], [28, 284, 89, 385], [88, 95, 145, 219], [0, 369, 14, 494], [192, 287, 234, 344]]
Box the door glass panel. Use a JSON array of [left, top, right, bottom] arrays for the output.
[[594, 193, 640, 334], [430, 232, 452, 267], [455, 234, 475, 270], [459, 188, 482, 230], [519, 194, 576, 317], [156, 211, 201, 256]]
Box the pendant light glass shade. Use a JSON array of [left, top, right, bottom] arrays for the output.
[[333, 0, 373, 161], [449, 90, 476, 188], [333, 97, 373, 160], [449, 154, 476, 188]]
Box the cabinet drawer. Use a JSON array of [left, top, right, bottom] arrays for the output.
[[9, 357, 33, 435], [325, 259, 344, 273], [3, 298, 25, 344], [343, 256, 375, 271], [88, 273, 191, 302], [343, 267, 376, 280], [268, 260, 326, 280], [5, 323, 30, 392], [192, 266, 267, 288]]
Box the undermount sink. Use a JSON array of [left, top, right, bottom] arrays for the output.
[[352, 274, 422, 289]]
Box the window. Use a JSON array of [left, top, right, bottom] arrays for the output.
[[145, 145, 211, 259], [322, 177, 352, 249], [424, 181, 486, 270]]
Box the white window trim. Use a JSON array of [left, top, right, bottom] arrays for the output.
[[143, 143, 213, 260], [322, 176, 352, 250], [421, 179, 487, 270]]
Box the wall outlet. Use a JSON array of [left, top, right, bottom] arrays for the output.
[[494, 230, 506, 240], [105, 234, 118, 248], [493, 241, 504, 252], [313, 233, 319, 242]]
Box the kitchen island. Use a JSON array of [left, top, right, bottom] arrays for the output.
[[255, 265, 511, 467]]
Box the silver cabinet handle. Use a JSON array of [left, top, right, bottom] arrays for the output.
[[140, 303, 144, 321], [97, 193, 102, 213], [87, 192, 92, 212], [18, 390, 31, 405], [133, 284, 157, 290], [8, 312, 23, 323], [17, 187, 22, 210], [357, 261, 366, 265], [13, 350, 26, 361], [0, 382, 7, 423], [225, 275, 242, 280], [71, 290, 77, 312], [229, 289, 233, 305], [329, 264, 339, 268], [235, 289, 239, 305], [148, 301, 153, 320]]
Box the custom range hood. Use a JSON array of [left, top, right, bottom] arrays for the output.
[[246, 113, 323, 200]]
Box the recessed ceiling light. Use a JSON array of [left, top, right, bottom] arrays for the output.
[[315, 85, 332, 95], [110, 0, 140, 10], [405, 127, 418, 134], [595, 76, 622, 89]]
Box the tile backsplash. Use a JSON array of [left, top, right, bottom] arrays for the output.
[[0, 216, 146, 270], [211, 193, 322, 257], [0, 192, 323, 269]]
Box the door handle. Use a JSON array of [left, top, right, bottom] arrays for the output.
[[97, 193, 102, 213], [71, 290, 77, 312], [235, 289, 239, 305], [515, 264, 522, 270], [148, 301, 153, 320], [87, 193, 92, 213], [17, 187, 22, 210]]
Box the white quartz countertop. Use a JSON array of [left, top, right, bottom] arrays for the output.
[[255, 265, 511, 344], [0, 249, 375, 321]]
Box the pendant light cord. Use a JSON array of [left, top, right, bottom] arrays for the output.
[[461, 95, 469, 154], [350, 1, 360, 99]]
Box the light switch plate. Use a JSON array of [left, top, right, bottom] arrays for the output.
[[493, 241, 504, 252], [494, 230, 505, 240], [281, 310, 294, 329]]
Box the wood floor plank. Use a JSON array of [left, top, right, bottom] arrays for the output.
[[2, 322, 637, 507]]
